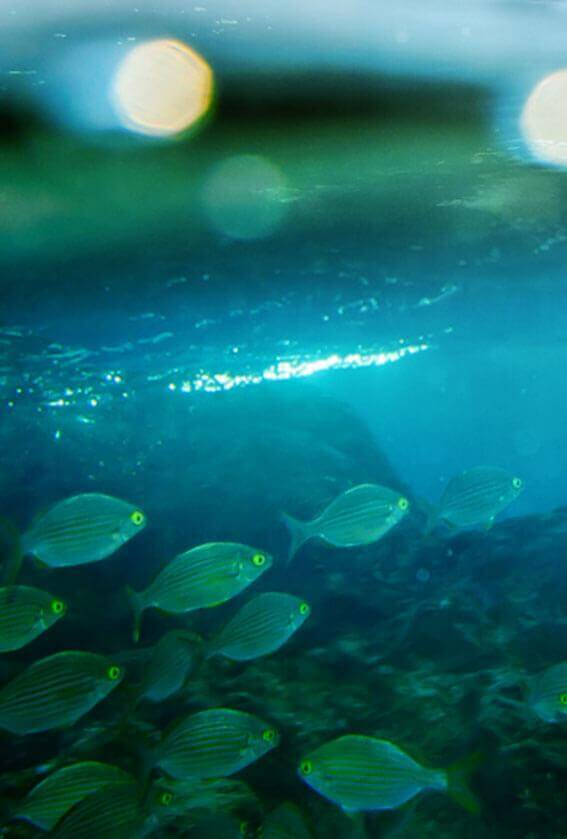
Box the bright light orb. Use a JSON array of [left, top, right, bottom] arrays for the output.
[[202, 155, 288, 240], [111, 39, 213, 137], [521, 70, 567, 166]]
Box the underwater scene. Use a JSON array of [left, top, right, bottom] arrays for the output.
[[1, 2, 567, 837]]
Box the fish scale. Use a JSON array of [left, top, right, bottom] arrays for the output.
[[157, 708, 278, 779], [139, 630, 201, 702], [208, 592, 310, 661], [282, 483, 409, 561], [529, 661, 567, 722], [127, 542, 272, 641], [0, 651, 123, 734], [15, 762, 133, 830], [318, 496, 391, 527], [299, 735, 447, 812], [22, 493, 146, 568], [435, 466, 523, 528], [0, 586, 65, 652], [51, 781, 143, 839]]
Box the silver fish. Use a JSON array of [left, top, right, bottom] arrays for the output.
[[282, 483, 409, 561], [207, 592, 310, 661], [0, 586, 66, 652], [156, 708, 279, 780], [14, 761, 132, 830], [298, 735, 478, 813], [138, 631, 202, 703], [22, 493, 146, 567], [0, 651, 124, 734], [528, 661, 567, 723], [126, 542, 272, 642], [51, 781, 142, 838], [430, 466, 523, 530]]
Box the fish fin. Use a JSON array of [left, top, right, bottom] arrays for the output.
[[178, 630, 207, 668], [280, 511, 308, 564], [341, 807, 359, 816], [483, 517, 495, 531], [125, 586, 144, 643], [446, 751, 483, 814], [178, 630, 204, 648], [0, 517, 23, 585], [31, 556, 50, 570], [416, 498, 438, 536], [119, 681, 145, 710]]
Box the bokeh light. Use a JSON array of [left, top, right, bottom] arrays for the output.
[[111, 38, 213, 138], [202, 155, 289, 240], [521, 70, 567, 166]]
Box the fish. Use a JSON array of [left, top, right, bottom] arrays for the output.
[[126, 542, 272, 642], [298, 735, 479, 813], [182, 811, 251, 838], [0, 651, 124, 734], [282, 483, 409, 561], [141, 780, 179, 835], [528, 661, 567, 723], [50, 778, 176, 838], [137, 630, 202, 703], [157, 776, 257, 814], [156, 707, 279, 779], [22, 493, 146, 568], [13, 761, 132, 830], [261, 802, 312, 838], [0, 585, 66, 652], [429, 466, 523, 530], [50, 781, 144, 838], [207, 592, 310, 661]]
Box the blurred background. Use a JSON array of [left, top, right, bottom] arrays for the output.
[[1, 0, 567, 518]]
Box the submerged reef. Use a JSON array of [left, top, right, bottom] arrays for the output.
[[0, 384, 565, 837]]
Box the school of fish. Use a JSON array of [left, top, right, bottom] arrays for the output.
[[0, 466, 560, 836]]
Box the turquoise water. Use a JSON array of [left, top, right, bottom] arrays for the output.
[[1, 5, 567, 837]]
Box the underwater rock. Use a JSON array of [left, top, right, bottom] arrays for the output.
[[1, 387, 567, 836]]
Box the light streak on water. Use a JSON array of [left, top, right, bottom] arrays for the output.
[[2, 332, 431, 419], [169, 343, 429, 394]]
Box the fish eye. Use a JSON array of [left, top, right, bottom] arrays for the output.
[[398, 497, 409, 511], [130, 510, 145, 526], [299, 602, 310, 616], [252, 552, 266, 567], [512, 477, 523, 490], [299, 759, 313, 775], [262, 727, 277, 743], [107, 665, 122, 681], [560, 693, 567, 706], [160, 791, 173, 806], [51, 599, 66, 615]]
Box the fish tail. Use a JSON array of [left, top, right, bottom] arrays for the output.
[[445, 751, 483, 814], [281, 511, 308, 564], [0, 517, 24, 585], [125, 586, 144, 644], [203, 637, 219, 660], [130, 733, 158, 787]]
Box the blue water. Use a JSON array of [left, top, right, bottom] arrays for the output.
[[2, 5, 567, 834]]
